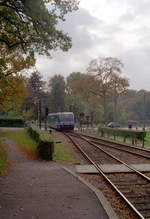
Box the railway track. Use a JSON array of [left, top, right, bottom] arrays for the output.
[[79, 132, 150, 160], [64, 131, 150, 219]]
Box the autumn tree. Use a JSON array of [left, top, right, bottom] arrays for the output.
[[66, 72, 88, 94], [87, 57, 129, 124], [0, 0, 79, 116], [0, 74, 28, 112], [0, 45, 35, 78], [48, 75, 66, 112], [66, 72, 101, 123], [119, 90, 150, 124], [111, 73, 129, 122], [0, 0, 79, 79], [0, 0, 78, 54], [66, 72, 90, 102], [87, 57, 115, 123], [0, 45, 35, 111]]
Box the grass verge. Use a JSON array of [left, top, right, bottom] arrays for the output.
[[0, 140, 9, 176], [144, 131, 150, 146], [0, 128, 75, 164], [51, 131, 75, 163], [53, 144, 71, 162], [0, 129, 38, 160], [82, 128, 150, 147]]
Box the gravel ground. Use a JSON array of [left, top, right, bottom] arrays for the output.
[[79, 173, 139, 219], [62, 132, 150, 219], [70, 133, 150, 165]]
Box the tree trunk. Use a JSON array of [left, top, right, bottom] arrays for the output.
[[113, 91, 118, 122], [103, 95, 107, 125]]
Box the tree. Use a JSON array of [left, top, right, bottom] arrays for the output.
[[28, 71, 45, 93], [0, 0, 78, 54], [87, 57, 129, 124], [24, 70, 46, 119], [0, 45, 35, 79], [66, 72, 88, 93], [107, 102, 126, 124], [87, 57, 115, 123], [111, 73, 129, 122], [65, 93, 86, 122], [66, 72, 101, 124], [0, 45, 35, 111], [0, 0, 79, 78], [0, 74, 28, 112], [119, 90, 150, 125], [48, 74, 65, 112]]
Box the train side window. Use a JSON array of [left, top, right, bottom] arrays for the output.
[[57, 115, 60, 122]]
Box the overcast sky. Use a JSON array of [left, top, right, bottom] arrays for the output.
[[36, 0, 150, 91]]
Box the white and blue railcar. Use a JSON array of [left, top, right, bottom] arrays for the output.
[[47, 112, 74, 131]]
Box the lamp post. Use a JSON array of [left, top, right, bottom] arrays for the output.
[[38, 99, 41, 129], [143, 91, 146, 131], [45, 107, 49, 130], [34, 97, 42, 129]]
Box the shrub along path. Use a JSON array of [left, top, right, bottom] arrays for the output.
[[0, 137, 109, 219]]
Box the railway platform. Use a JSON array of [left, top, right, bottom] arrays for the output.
[[76, 163, 150, 173], [0, 138, 118, 219]]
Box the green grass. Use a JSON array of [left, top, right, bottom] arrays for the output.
[[0, 129, 38, 159], [144, 131, 150, 146], [53, 144, 71, 162], [0, 128, 75, 164], [82, 128, 147, 147], [51, 132, 75, 163], [0, 140, 8, 176]]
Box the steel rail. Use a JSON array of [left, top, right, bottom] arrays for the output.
[[90, 139, 150, 159], [64, 132, 145, 219], [80, 132, 150, 153], [73, 132, 150, 160], [72, 133, 150, 182]]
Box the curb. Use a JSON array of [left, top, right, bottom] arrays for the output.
[[63, 167, 118, 219]]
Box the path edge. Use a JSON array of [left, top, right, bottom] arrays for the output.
[[63, 167, 118, 219]]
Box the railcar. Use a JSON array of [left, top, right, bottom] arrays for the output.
[[47, 112, 74, 131]]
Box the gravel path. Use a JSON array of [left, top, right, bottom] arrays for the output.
[[0, 137, 108, 219]]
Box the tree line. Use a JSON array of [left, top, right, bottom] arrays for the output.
[[0, 0, 78, 112], [1, 1, 148, 126], [120, 90, 150, 126], [0, 56, 130, 125]]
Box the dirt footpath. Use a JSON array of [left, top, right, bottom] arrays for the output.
[[0, 137, 109, 219]]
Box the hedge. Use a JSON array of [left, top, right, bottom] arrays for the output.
[[27, 124, 54, 160], [0, 117, 24, 127], [98, 126, 146, 146], [27, 124, 40, 142]]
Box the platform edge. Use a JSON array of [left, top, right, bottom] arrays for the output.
[[63, 167, 118, 219]]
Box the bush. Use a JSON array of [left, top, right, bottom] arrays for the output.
[[38, 136, 54, 160], [27, 124, 54, 160], [27, 124, 40, 142], [98, 126, 146, 141], [0, 117, 24, 127]]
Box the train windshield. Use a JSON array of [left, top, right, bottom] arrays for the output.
[[59, 114, 74, 122]]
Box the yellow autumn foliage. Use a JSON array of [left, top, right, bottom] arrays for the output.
[[0, 74, 29, 111], [0, 45, 35, 111]]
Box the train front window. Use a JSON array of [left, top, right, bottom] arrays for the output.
[[59, 114, 73, 122]]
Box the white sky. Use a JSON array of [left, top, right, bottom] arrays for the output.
[[36, 0, 150, 90]]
